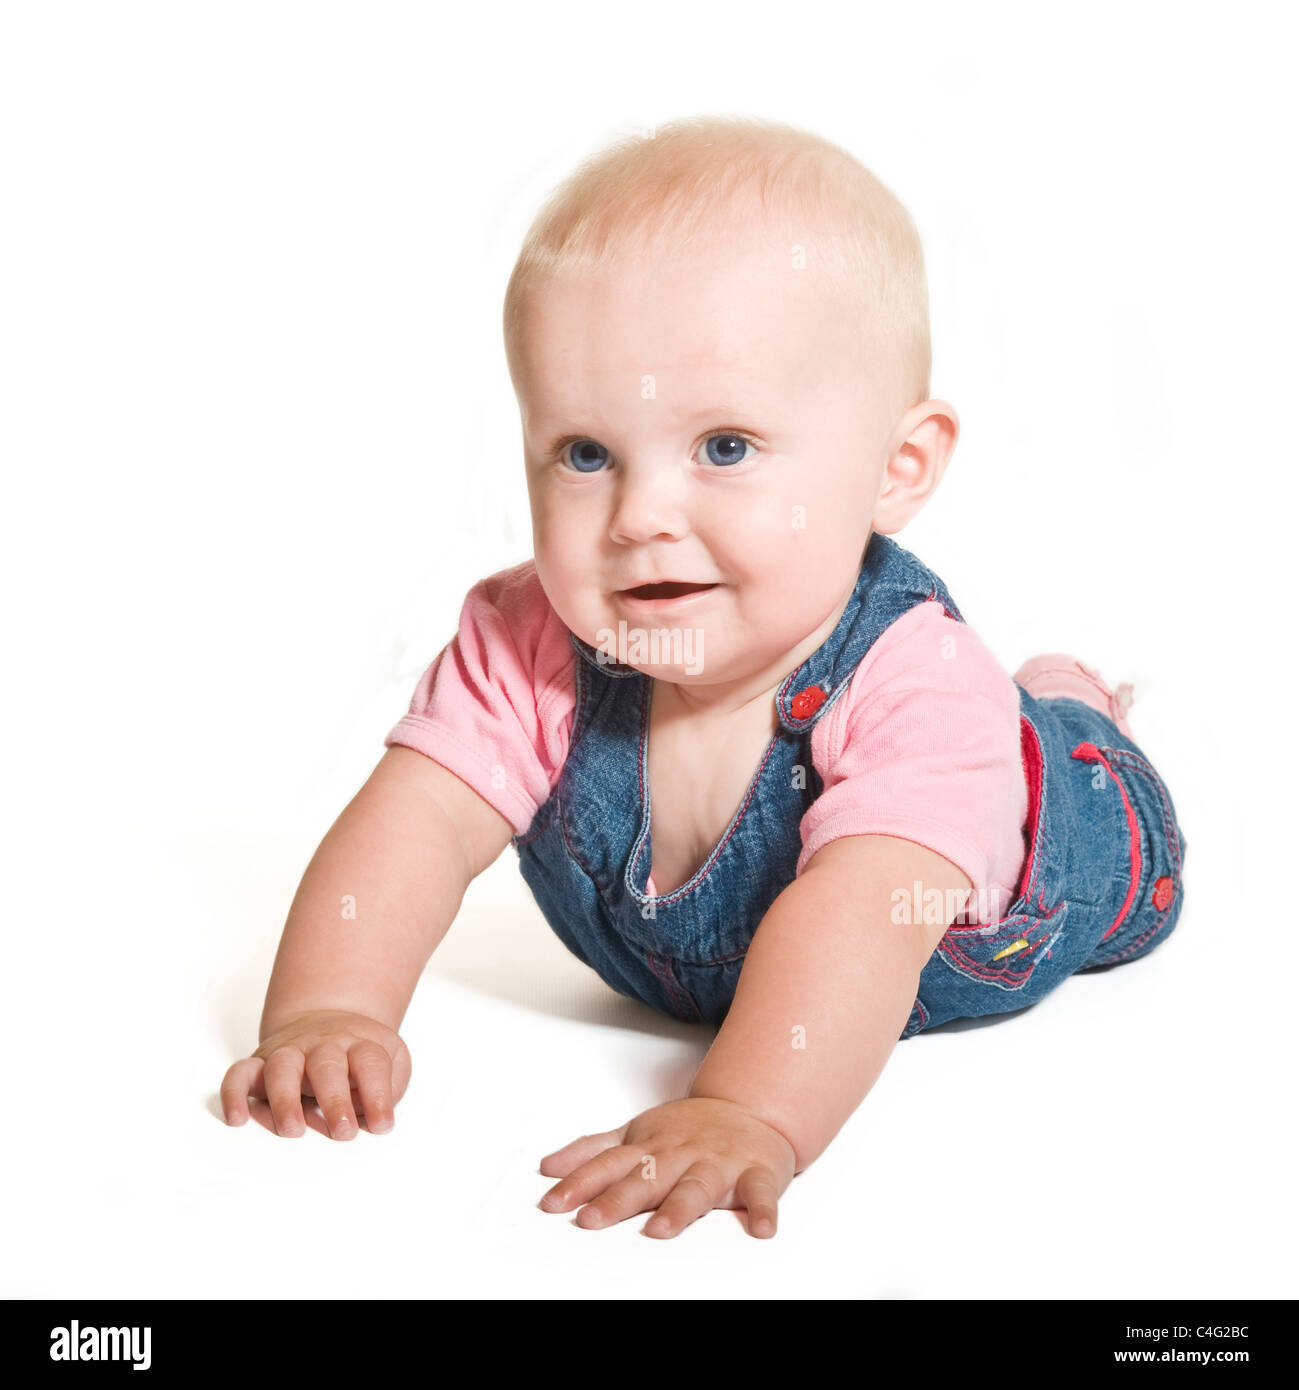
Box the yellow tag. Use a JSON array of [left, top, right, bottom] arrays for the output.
[[991, 938, 1030, 961]]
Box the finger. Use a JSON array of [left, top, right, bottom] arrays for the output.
[[643, 1163, 723, 1239], [538, 1143, 639, 1213], [538, 1127, 625, 1179], [347, 1040, 395, 1134], [219, 1057, 265, 1125], [261, 1047, 308, 1137], [390, 1038, 413, 1105], [304, 1042, 359, 1140], [735, 1166, 780, 1239], [574, 1157, 675, 1230]]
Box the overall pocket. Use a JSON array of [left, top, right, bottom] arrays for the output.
[[935, 897, 1073, 993], [934, 711, 1073, 993], [904, 893, 1076, 1038], [1072, 741, 1187, 969]]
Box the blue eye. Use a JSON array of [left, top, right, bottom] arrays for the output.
[[561, 440, 611, 473], [699, 433, 754, 467], [554, 432, 756, 471]]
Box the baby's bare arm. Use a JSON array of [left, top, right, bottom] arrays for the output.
[[689, 835, 971, 1171], [222, 746, 513, 1135], [260, 746, 512, 1034]]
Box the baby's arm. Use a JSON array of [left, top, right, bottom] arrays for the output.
[[220, 746, 513, 1137], [689, 833, 970, 1170]]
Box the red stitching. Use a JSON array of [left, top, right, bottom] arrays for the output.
[[1084, 748, 1184, 965], [1098, 748, 1181, 951], [900, 998, 929, 1037], [635, 670, 647, 819], [646, 950, 700, 1020], [1105, 748, 1183, 883], [1014, 717, 1046, 906], [1071, 742, 1140, 941], [700, 946, 749, 966], [514, 815, 551, 849], [775, 668, 799, 723], [1089, 889, 1177, 965]]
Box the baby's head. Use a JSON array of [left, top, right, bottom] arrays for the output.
[[503, 116, 957, 688]]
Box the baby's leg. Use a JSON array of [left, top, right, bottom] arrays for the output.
[[1014, 652, 1135, 737]]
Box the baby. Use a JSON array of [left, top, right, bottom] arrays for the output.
[[220, 116, 1188, 1239]]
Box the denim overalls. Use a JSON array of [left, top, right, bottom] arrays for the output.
[[513, 532, 1188, 1036]]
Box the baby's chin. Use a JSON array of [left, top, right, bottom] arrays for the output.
[[584, 622, 813, 690], [581, 614, 712, 679]]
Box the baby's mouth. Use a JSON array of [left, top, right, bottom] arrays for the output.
[[619, 581, 719, 601]]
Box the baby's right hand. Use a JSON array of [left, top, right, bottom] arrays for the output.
[[220, 1010, 412, 1140]]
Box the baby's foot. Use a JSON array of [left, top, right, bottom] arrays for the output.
[[1014, 652, 1134, 737]]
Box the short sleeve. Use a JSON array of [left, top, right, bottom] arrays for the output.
[[383, 561, 577, 834], [798, 601, 1028, 919]]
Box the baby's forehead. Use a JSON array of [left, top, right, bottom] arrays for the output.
[[519, 238, 878, 375]]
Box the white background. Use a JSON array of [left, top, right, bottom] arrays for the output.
[[3, 0, 1295, 1299]]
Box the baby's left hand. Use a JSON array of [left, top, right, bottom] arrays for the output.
[[537, 1096, 797, 1239]]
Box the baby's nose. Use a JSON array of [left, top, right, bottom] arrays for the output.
[[608, 470, 690, 544]]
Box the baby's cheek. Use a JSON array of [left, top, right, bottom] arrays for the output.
[[732, 488, 864, 582], [532, 542, 597, 633], [758, 460, 867, 543], [722, 488, 812, 555], [531, 489, 583, 557]]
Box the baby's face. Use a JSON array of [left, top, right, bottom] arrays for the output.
[[509, 225, 906, 688]]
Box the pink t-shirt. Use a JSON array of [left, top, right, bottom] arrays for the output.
[[384, 560, 1028, 918]]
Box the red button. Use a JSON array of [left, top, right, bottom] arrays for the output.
[[1151, 876, 1175, 911], [790, 684, 827, 719]]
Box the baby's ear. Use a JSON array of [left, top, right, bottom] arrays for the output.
[[872, 400, 959, 533]]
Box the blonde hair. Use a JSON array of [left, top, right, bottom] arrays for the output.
[[502, 115, 932, 407]]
